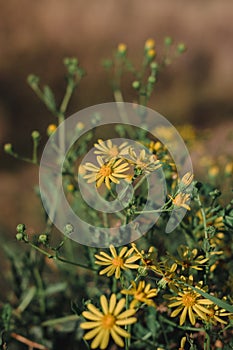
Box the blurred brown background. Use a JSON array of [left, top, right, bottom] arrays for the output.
[[0, 0, 233, 236]]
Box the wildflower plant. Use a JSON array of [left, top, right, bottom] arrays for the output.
[[2, 38, 233, 350]]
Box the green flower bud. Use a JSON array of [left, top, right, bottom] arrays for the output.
[[148, 76, 156, 84], [177, 43, 186, 54], [138, 266, 148, 276], [38, 234, 48, 244], [132, 81, 140, 89], [4, 143, 13, 154], [31, 130, 40, 140], [64, 224, 74, 236], [16, 223, 26, 233], [16, 233, 24, 241], [150, 62, 159, 70], [27, 74, 40, 88], [164, 36, 173, 46]]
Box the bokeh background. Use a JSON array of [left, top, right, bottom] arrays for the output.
[[0, 0, 233, 238]]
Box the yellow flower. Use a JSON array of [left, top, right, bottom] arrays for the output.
[[95, 245, 140, 279], [121, 280, 157, 308], [128, 148, 161, 174], [131, 243, 161, 274], [206, 304, 232, 325], [147, 49, 156, 60], [47, 124, 57, 136], [169, 193, 191, 211], [180, 172, 194, 188], [80, 294, 137, 349], [145, 38, 155, 50], [83, 156, 130, 190], [171, 245, 208, 271], [167, 288, 213, 325], [94, 139, 129, 161], [117, 43, 127, 54]]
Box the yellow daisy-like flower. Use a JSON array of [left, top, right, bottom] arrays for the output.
[[83, 156, 130, 190], [167, 288, 213, 325], [80, 294, 137, 349], [171, 245, 208, 271], [169, 193, 191, 211], [95, 245, 140, 279], [121, 280, 157, 308], [206, 304, 232, 325], [128, 148, 161, 174], [94, 139, 129, 161]]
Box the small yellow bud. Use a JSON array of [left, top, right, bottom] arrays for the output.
[[47, 124, 57, 136], [4, 143, 13, 153], [67, 184, 74, 192], [147, 49, 156, 60], [208, 165, 219, 178], [225, 162, 233, 176], [145, 38, 155, 50], [117, 43, 127, 54], [76, 122, 85, 131]]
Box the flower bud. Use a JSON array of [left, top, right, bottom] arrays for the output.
[[145, 38, 155, 50], [132, 81, 140, 89], [27, 74, 40, 88], [177, 43, 186, 53], [67, 184, 74, 192], [64, 223, 74, 236], [164, 36, 173, 46], [16, 223, 26, 233], [146, 49, 156, 60], [76, 122, 85, 131], [47, 124, 57, 136], [148, 76, 156, 84], [38, 234, 48, 244], [31, 130, 40, 141], [225, 162, 233, 176], [117, 43, 127, 55], [4, 143, 13, 154], [208, 165, 219, 178], [16, 233, 24, 241]]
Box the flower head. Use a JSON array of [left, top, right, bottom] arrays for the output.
[[128, 148, 161, 174], [80, 294, 137, 349], [171, 245, 208, 271], [83, 156, 130, 190], [121, 280, 157, 308], [94, 139, 129, 161], [95, 245, 140, 279], [169, 193, 191, 211], [167, 286, 213, 325], [206, 303, 232, 325]]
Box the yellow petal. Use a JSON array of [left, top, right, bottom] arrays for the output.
[[82, 311, 101, 321], [87, 304, 103, 318], [113, 324, 130, 338], [109, 294, 117, 314], [110, 328, 124, 347], [100, 295, 109, 315], [109, 245, 117, 258], [100, 329, 110, 349], [83, 326, 102, 340], [180, 306, 188, 325], [91, 328, 105, 349], [114, 299, 125, 316], [188, 307, 196, 325], [80, 321, 102, 329], [116, 317, 137, 326], [117, 308, 136, 319]]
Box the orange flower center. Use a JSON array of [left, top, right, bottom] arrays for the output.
[[182, 292, 196, 307], [102, 314, 115, 329], [135, 291, 145, 301], [99, 165, 112, 177], [112, 256, 124, 267]]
